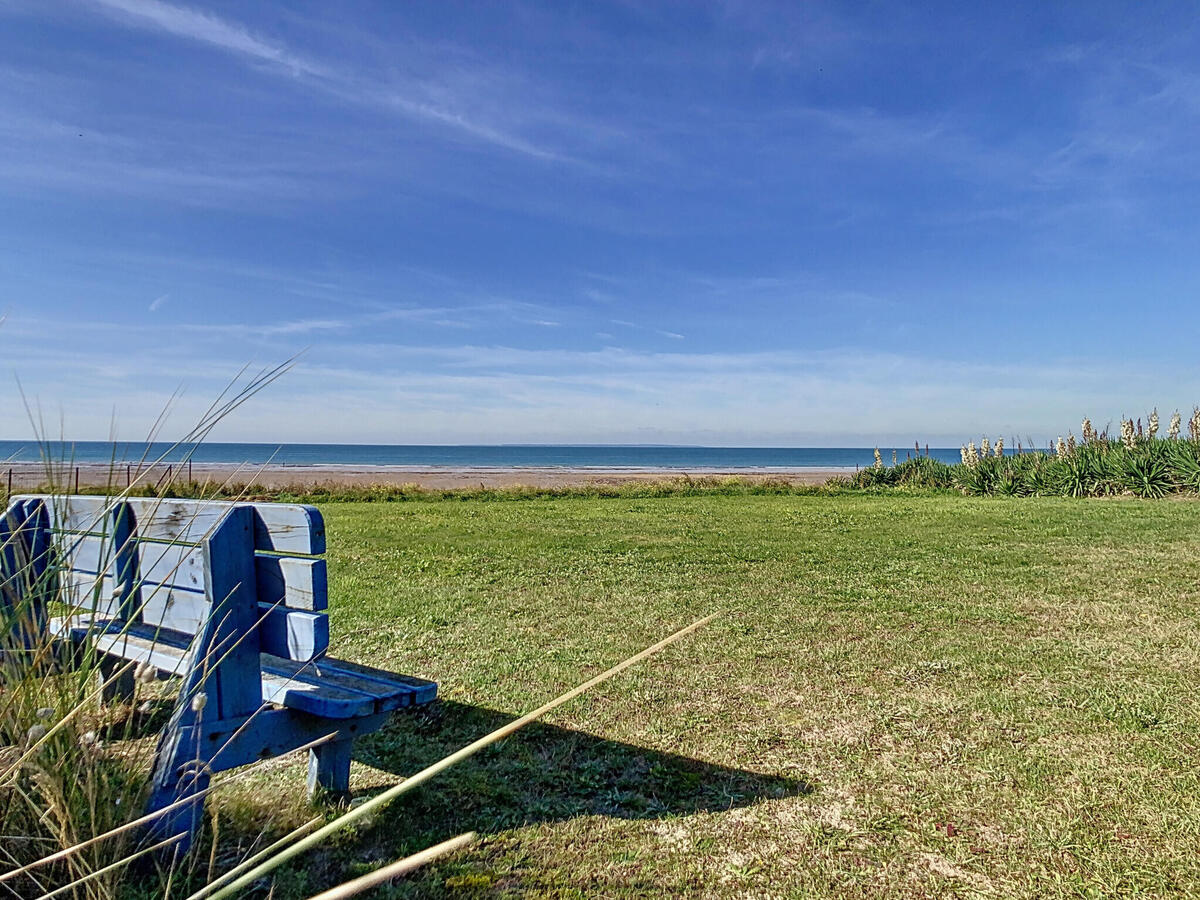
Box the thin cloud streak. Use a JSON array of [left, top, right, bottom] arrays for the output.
[[85, 0, 565, 162]]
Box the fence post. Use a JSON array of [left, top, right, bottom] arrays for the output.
[[127, 464, 131, 487], [74, 466, 80, 494], [6, 468, 11, 497]]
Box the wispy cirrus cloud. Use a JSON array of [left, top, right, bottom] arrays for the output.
[[89, 0, 329, 76], [83, 0, 566, 162]]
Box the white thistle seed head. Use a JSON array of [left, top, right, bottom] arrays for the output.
[[190, 693, 208, 713]]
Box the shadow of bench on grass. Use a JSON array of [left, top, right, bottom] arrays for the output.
[[348, 699, 810, 846]]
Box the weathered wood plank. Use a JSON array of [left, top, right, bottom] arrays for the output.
[[313, 656, 440, 705], [19, 496, 324, 554], [58, 533, 118, 576], [142, 585, 209, 636], [256, 603, 328, 662], [248, 504, 324, 555], [260, 655, 436, 714], [308, 739, 353, 796], [110, 502, 140, 622], [255, 554, 327, 611], [259, 670, 378, 717], [138, 541, 206, 592], [199, 709, 390, 774], [93, 628, 191, 676], [204, 507, 262, 720], [61, 570, 120, 617]]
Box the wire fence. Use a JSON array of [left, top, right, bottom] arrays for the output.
[[1, 461, 196, 500]]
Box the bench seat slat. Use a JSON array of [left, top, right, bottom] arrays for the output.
[[306, 655, 440, 703], [54, 619, 430, 719], [261, 655, 435, 716], [93, 628, 192, 677]]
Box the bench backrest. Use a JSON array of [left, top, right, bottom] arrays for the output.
[[9, 495, 329, 662]]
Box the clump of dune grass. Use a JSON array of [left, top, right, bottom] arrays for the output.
[[862, 406, 1200, 499], [0, 362, 293, 898]]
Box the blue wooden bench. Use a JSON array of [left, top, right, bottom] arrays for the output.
[[0, 494, 436, 853]]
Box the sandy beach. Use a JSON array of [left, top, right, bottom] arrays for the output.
[[3, 461, 851, 492]]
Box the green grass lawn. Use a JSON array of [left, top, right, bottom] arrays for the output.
[[217, 493, 1200, 898]]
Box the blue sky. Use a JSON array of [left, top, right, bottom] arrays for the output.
[[2, 1, 1199, 445]]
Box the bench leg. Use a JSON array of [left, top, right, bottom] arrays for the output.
[[97, 657, 134, 705], [308, 739, 353, 799], [145, 726, 210, 858]]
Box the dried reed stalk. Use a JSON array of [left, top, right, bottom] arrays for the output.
[[304, 832, 477, 900]]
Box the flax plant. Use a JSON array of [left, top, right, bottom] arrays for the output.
[[868, 403, 1200, 499]]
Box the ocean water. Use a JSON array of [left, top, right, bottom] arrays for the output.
[[0, 442, 961, 470]]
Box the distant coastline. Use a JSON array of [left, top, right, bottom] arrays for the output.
[[0, 441, 960, 470]]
